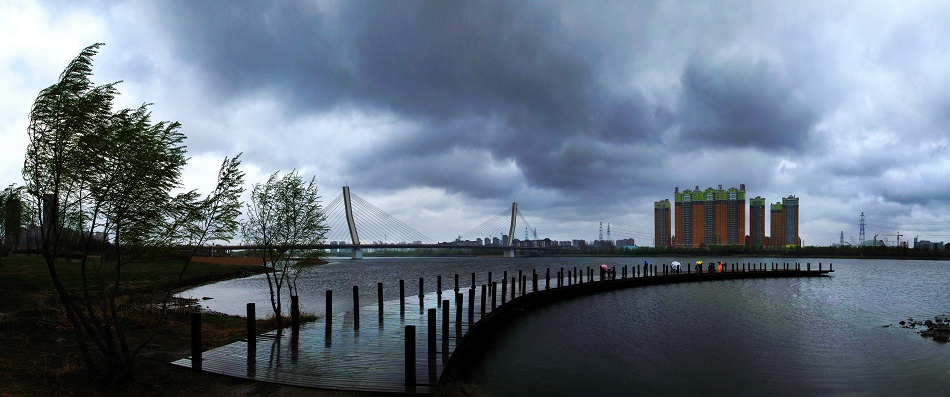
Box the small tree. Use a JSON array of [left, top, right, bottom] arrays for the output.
[[243, 171, 328, 332], [23, 43, 245, 385]]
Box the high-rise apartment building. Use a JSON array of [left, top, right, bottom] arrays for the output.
[[673, 184, 746, 247], [749, 196, 766, 246], [770, 202, 785, 247], [782, 196, 800, 245], [654, 199, 671, 247]]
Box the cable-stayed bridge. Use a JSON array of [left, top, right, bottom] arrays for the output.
[[318, 186, 553, 259]]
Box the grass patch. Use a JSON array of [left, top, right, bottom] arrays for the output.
[[0, 253, 288, 396]]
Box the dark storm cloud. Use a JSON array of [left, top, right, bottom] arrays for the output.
[[678, 53, 819, 152], [153, 1, 668, 198]]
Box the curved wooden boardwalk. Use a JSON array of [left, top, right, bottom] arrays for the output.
[[173, 262, 833, 395]]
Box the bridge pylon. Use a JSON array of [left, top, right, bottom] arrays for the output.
[[505, 202, 518, 258], [343, 186, 362, 259]]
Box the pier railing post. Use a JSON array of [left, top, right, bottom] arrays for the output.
[[405, 325, 416, 387], [191, 312, 202, 371], [378, 282, 384, 324], [480, 285, 486, 316], [399, 280, 405, 318], [501, 275, 507, 304], [455, 293, 463, 334], [326, 290, 333, 339], [491, 282, 497, 310], [468, 288, 475, 325], [533, 271, 538, 292], [511, 277, 516, 300], [546, 268, 550, 289], [455, 274, 459, 293], [419, 277, 424, 298], [353, 286, 360, 330]]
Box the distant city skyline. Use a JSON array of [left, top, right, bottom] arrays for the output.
[[2, 2, 949, 246]]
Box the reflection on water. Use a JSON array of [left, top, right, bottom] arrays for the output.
[[461, 259, 950, 396]]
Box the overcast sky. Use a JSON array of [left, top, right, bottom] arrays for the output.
[[2, 0, 949, 246]]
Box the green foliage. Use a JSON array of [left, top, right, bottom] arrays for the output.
[[21, 43, 245, 386], [243, 170, 329, 330]]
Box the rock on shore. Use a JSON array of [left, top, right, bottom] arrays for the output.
[[896, 315, 950, 343]]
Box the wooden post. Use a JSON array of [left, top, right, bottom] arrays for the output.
[[326, 290, 333, 336], [471, 273, 475, 289], [455, 293, 463, 332], [399, 279, 405, 318], [437, 275, 442, 296], [454, 274, 459, 293], [518, 270, 523, 294], [405, 325, 416, 386], [353, 286, 360, 330], [468, 288, 475, 325], [533, 271, 538, 292], [488, 272, 492, 295], [511, 277, 516, 300], [378, 282, 384, 324], [491, 282, 497, 310], [501, 276, 507, 304], [246, 303, 255, 348], [480, 285, 486, 316], [419, 277, 424, 298], [191, 312, 202, 371]]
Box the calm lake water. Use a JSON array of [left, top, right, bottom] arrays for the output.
[[178, 257, 950, 396]]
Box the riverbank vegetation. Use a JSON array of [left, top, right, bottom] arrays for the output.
[[0, 253, 299, 396]]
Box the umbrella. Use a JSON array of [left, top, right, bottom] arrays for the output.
[[696, 261, 703, 265], [601, 264, 608, 270], [671, 261, 681, 267]]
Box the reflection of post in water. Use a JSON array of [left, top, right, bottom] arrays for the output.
[[247, 341, 256, 377], [290, 329, 299, 365], [268, 333, 283, 371], [404, 325, 416, 392], [246, 302, 257, 377], [427, 308, 437, 385]]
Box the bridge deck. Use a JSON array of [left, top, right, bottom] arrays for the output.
[[173, 265, 833, 394]]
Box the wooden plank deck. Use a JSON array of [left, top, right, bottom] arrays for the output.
[[173, 287, 486, 395]]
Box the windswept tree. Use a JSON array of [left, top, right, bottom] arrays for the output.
[[22, 43, 245, 385], [243, 171, 328, 332]]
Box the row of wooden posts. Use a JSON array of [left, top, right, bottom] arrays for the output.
[[189, 261, 831, 382]]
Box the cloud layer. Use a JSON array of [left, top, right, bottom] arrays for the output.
[[2, 0, 949, 244]]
